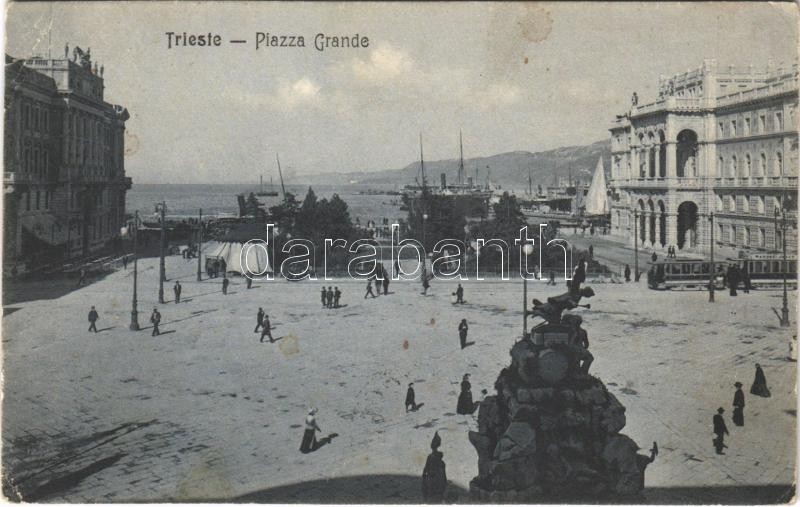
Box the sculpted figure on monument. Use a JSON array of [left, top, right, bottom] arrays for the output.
[[529, 286, 594, 325]]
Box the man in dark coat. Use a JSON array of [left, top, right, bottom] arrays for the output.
[[260, 315, 274, 343], [651, 252, 657, 263], [458, 319, 468, 349], [173, 281, 182, 304], [548, 269, 557, 286], [321, 286, 327, 307], [382, 266, 390, 295], [750, 363, 771, 397], [405, 383, 418, 412], [455, 284, 464, 304], [624, 264, 631, 282], [333, 287, 341, 308], [326, 286, 334, 308], [570, 258, 586, 295], [713, 407, 729, 454], [588, 244, 594, 259], [727, 265, 740, 296], [246, 276, 252, 289], [254, 307, 265, 333], [422, 432, 447, 503], [88, 306, 99, 333], [732, 382, 745, 426], [150, 308, 161, 336], [364, 279, 376, 298], [222, 277, 229, 295]]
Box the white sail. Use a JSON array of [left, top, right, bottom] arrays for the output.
[[584, 157, 609, 215]]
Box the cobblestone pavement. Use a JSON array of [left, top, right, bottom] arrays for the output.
[[2, 254, 796, 502]]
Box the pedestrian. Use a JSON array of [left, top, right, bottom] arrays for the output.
[[742, 267, 751, 294], [624, 264, 631, 282], [122, 255, 128, 270], [750, 363, 771, 397], [395, 259, 401, 277], [76, 268, 87, 287], [173, 281, 182, 304], [422, 274, 431, 296], [456, 374, 475, 414], [254, 307, 264, 333], [150, 308, 161, 336], [727, 265, 740, 296], [713, 407, 729, 455], [382, 267, 390, 295], [260, 314, 274, 343], [651, 252, 657, 263], [88, 306, 99, 333], [364, 278, 376, 298], [455, 284, 464, 304], [321, 286, 327, 307], [299, 408, 321, 453], [422, 432, 447, 503], [458, 319, 469, 349], [571, 257, 586, 295], [326, 286, 334, 308], [246, 276, 252, 289], [405, 383, 419, 412], [548, 269, 557, 286], [333, 287, 341, 308], [588, 244, 594, 259], [222, 277, 229, 295], [732, 382, 745, 427]]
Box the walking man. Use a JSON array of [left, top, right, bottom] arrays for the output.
[[548, 269, 557, 286], [173, 281, 182, 304], [382, 266, 390, 295], [713, 407, 729, 455], [732, 382, 745, 427], [254, 307, 265, 333], [333, 287, 341, 308], [588, 244, 594, 260], [458, 319, 469, 349], [727, 265, 740, 296], [455, 284, 464, 304], [150, 308, 161, 337], [222, 277, 229, 295], [422, 274, 431, 296], [88, 306, 99, 333], [624, 264, 631, 282], [405, 383, 419, 412], [364, 278, 376, 298], [260, 315, 274, 343], [122, 255, 128, 270], [246, 276, 253, 289]]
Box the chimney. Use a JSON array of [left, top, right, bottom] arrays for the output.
[[441, 173, 447, 189]]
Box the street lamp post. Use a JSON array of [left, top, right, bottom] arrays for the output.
[[522, 243, 535, 337], [196, 208, 203, 282], [774, 204, 790, 327], [156, 201, 167, 304], [129, 211, 140, 331], [422, 213, 428, 277], [633, 209, 639, 280], [708, 212, 715, 302]]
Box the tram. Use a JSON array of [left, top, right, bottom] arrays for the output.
[[647, 254, 798, 290]]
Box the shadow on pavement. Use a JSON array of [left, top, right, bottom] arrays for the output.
[[229, 473, 470, 504]]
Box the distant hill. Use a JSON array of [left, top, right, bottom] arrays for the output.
[[293, 139, 612, 189]]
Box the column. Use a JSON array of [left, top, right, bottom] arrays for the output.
[[631, 149, 639, 179], [654, 213, 661, 247], [666, 141, 677, 178]]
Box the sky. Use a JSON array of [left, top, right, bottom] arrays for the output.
[[5, 2, 798, 183]]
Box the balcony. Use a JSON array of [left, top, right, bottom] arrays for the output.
[[713, 175, 798, 189], [716, 76, 799, 108], [631, 97, 705, 117]]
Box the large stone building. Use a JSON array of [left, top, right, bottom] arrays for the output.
[[4, 46, 130, 272], [608, 59, 798, 259]]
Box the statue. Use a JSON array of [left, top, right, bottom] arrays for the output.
[[631, 92, 638, 107], [528, 286, 594, 325], [64, 43, 69, 59], [100, 65, 104, 77]]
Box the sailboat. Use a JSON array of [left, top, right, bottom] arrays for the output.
[[256, 174, 279, 197], [583, 157, 610, 216]]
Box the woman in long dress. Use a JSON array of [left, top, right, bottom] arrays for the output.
[[456, 374, 474, 414], [732, 382, 745, 426], [750, 363, 771, 398], [300, 408, 321, 453]]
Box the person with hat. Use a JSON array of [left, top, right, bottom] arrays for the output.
[[713, 407, 729, 455], [150, 308, 161, 336], [87, 306, 99, 333], [458, 319, 469, 349], [321, 286, 327, 308], [300, 408, 321, 453], [457, 374, 474, 415], [422, 431, 447, 502], [405, 382, 419, 412], [333, 287, 342, 308], [732, 382, 745, 426]]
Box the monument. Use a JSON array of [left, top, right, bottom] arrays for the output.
[[468, 287, 657, 502]]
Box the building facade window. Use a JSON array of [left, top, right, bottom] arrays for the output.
[[744, 153, 751, 177], [744, 117, 751, 136], [717, 122, 724, 138], [759, 114, 766, 132], [775, 152, 783, 175], [757, 195, 766, 214], [775, 112, 783, 131], [731, 120, 737, 137], [729, 155, 737, 177], [758, 228, 766, 248], [758, 152, 766, 176]]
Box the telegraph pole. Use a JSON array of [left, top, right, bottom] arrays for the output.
[[158, 201, 166, 304], [774, 201, 790, 327], [633, 209, 639, 280], [196, 208, 203, 282]]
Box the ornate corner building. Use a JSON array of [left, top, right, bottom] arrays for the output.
[[608, 59, 798, 259], [4, 46, 130, 272]]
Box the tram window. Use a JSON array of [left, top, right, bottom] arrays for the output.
[[773, 261, 781, 273], [682, 264, 691, 275], [789, 262, 796, 274], [692, 263, 703, 274], [700, 264, 710, 274], [752, 262, 762, 274], [671, 264, 681, 275]]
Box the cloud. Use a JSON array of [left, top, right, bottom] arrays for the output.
[[278, 78, 321, 106], [351, 45, 414, 84], [480, 82, 522, 109]]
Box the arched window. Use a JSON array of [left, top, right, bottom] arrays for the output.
[[742, 195, 750, 213], [757, 195, 766, 214], [729, 156, 737, 178], [731, 225, 738, 245], [716, 194, 723, 211], [776, 152, 783, 175], [759, 153, 766, 176], [717, 157, 724, 177], [743, 227, 750, 246], [744, 153, 751, 177], [718, 223, 724, 242], [758, 228, 766, 247]]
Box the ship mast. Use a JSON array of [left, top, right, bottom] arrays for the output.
[[458, 130, 465, 189], [276, 153, 287, 201], [419, 133, 427, 189], [528, 167, 532, 196]]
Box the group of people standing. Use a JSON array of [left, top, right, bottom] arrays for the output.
[[713, 363, 771, 455], [321, 286, 343, 308]]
